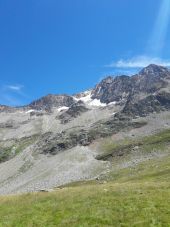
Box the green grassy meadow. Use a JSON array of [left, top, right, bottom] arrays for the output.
[[0, 129, 170, 227]]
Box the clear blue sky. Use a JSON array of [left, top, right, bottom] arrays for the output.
[[0, 0, 170, 106]]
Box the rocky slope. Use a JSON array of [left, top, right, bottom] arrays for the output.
[[29, 94, 76, 112], [0, 64, 170, 194]]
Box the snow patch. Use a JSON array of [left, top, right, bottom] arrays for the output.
[[75, 91, 106, 107], [89, 99, 107, 107], [73, 90, 92, 102], [79, 94, 92, 103], [74, 90, 117, 107], [108, 101, 117, 106], [57, 106, 69, 112], [25, 110, 35, 114]]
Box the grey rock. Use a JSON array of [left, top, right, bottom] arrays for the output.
[[29, 94, 76, 112], [92, 75, 131, 104], [58, 101, 89, 124]]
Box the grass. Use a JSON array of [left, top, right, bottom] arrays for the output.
[[0, 129, 170, 226], [96, 129, 170, 160], [106, 153, 170, 183], [0, 182, 169, 227], [0, 147, 13, 163], [0, 135, 39, 163]]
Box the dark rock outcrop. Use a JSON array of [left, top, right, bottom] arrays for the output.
[[122, 91, 170, 117], [58, 101, 89, 124], [131, 64, 170, 94], [36, 115, 147, 155], [92, 64, 170, 105], [0, 120, 16, 129], [92, 76, 132, 104], [29, 94, 76, 112]]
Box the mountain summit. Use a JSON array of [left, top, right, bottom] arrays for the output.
[[0, 64, 170, 194]]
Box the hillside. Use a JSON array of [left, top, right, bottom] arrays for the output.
[[0, 64, 170, 194], [0, 64, 170, 226], [0, 128, 169, 226]]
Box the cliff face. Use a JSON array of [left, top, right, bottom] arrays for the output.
[[91, 75, 132, 104], [92, 64, 170, 104]]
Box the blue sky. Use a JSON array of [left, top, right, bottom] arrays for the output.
[[0, 0, 170, 106]]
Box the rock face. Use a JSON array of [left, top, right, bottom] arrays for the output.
[[29, 94, 76, 111], [91, 64, 170, 120], [35, 115, 146, 155], [131, 64, 170, 94], [122, 91, 170, 117], [92, 76, 132, 104], [92, 64, 170, 105], [1, 64, 169, 115], [58, 101, 89, 124]]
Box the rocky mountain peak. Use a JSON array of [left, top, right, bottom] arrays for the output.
[[29, 94, 76, 111], [91, 64, 170, 105], [91, 75, 131, 104], [101, 76, 114, 84], [1, 64, 170, 113], [74, 90, 92, 99], [139, 64, 169, 77], [130, 64, 170, 94]]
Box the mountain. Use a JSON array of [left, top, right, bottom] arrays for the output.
[[28, 94, 76, 112], [92, 75, 132, 104], [0, 105, 15, 113], [0, 64, 170, 194]]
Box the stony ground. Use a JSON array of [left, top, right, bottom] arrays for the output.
[[0, 132, 169, 226], [0, 104, 116, 194], [0, 106, 170, 194]]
